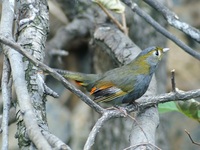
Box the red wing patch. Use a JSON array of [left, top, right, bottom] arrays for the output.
[[90, 82, 115, 95], [90, 87, 97, 95], [75, 81, 83, 86], [94, 88, 127, 103], [89, 81, 127, 103], [75, 80, 87, 86]]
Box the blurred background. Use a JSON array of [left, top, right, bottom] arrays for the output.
[[0, 0, 200, 149]]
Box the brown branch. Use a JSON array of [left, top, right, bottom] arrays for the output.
[[121, 12, 128, 35], [185, 129, 200, 146], [171, 69, 176, 92], [96, 2, 127, 35], [143, 0, 200, 43]]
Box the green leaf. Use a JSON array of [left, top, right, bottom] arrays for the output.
[[175, 99, 200, 122], [158, 98, 200, 122], [92, 0, 125, 13], [158, 101, 179, 113]]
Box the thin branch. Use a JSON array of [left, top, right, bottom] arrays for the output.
[[127, 114, 149, 141], [84, 110, 126, 150], [121, 0, 200, 61], [42, 130, 72, 150], [171, 69, 176, 92], [0, 108, 16, 130], [0, 1, 14, 150], [143, 0, 200, 43], [96, 2, 126, 34], [127, 88, 200, 113], [185, 129, 200, 146], [37, 73, 59, 98], [0, 36, 104, 114], [123, 142, 161, 150], [48, 49, 69, 56], [1, 56, 12, 150], [121, 12, 128, 35], [8, 45, 52, 150]]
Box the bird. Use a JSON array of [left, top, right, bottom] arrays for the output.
[[56, 46, 169, 105]]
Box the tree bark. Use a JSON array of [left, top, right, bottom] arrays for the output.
[[15, 0, 49, 148]]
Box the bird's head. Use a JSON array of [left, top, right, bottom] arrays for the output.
[[134, 46, 169, 74]]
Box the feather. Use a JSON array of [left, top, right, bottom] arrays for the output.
[[90, 82, 127, 103]]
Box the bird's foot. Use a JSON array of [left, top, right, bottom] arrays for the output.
[[127, 101, 139, 111], [117, 106, 128, 116], [106, 106, 128, 116]]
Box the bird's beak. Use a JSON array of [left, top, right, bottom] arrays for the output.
[[163, 48, 170, 52]]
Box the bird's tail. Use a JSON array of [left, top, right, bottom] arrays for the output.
[[55, 69, 100, 89]]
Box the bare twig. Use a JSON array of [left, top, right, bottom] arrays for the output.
[[127, 88, 200, 113], [121, 12, 128, 35], [121, 0, 200, 61], [0, 1, 14, 150], [124, 142, 161, 150], [171, 69, 176, 92], [0, 107, 16, 128], [48, 49, 69, 56], [143, 0, 200, 43], [42, 130, 72, 150], [43, 83, 59, 98], [8, 41, 52, 150], [185, 129, 200, 146], [127, 114, 149, 141], [84, 110, 126, 150], [1, 56, 12, 150], [96, 2, 126, 34], [37, 73, 59, 98], [0, 36, 104, 114]]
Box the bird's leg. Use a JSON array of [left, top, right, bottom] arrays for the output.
[[106, 105, 128, 116], [128, 101, 139, 111]]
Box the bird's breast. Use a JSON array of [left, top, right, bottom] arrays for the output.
[[122, 74, 152, 103]]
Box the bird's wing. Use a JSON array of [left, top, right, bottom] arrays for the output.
[[90, 81, 127, 103]]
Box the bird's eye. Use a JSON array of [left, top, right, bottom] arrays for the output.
[[153, 50, 160, 57]]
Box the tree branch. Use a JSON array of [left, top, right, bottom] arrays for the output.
[[171, 69, 176, 92], [84, 110, 126, 150], [0, 0, 52, 149], [1, 56, 12, 150], [42, 130, 72, 150], [0, 36, 104, 114], [143, 0, 200, 43], [121, 0, 200, 61], [126, 89, 200, 113], [96, 2, 126, 34], [185, 129, 200, 146]]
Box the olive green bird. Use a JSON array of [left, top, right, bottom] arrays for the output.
[[56, 46, 169, 105]]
